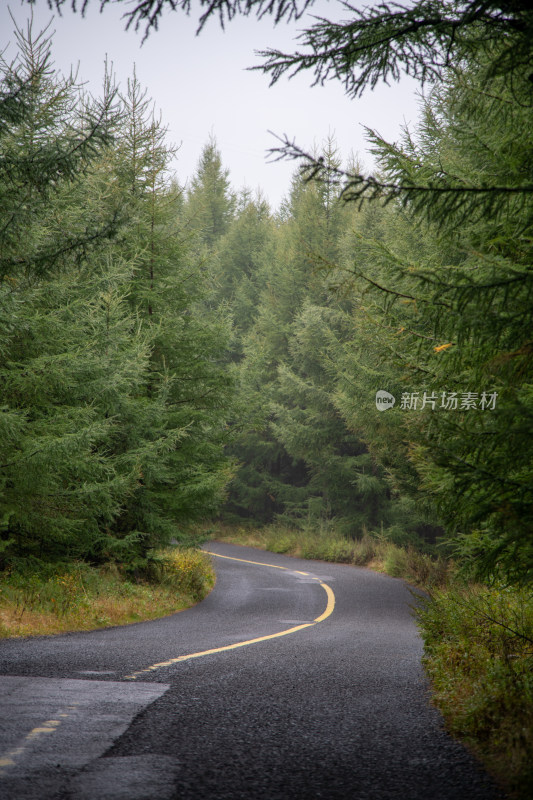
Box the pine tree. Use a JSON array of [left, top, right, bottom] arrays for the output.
[[223, 145, 397, 534], [212, 190, 273, 359], [102, 72, 234, 556], [186, 135, 236, 250], [0, 22, 148, 564], [0, 19, 119, 285], [333, 61, 533, 580], [0, 26, 234, 568]]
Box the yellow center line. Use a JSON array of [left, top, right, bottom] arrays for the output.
[[202, 551, 309, 574], [124, 550, 335, 680], [314, 582, 335, 622]]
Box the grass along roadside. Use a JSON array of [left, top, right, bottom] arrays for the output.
[[0, 547, 215, 638], [419, 584, 533, 799], [207, 521, 450, 588], [207, 522, 532, 799]]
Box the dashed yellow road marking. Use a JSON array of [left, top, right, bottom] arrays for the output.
[[0, 705, 79, 774], [124, 550, 335, 680], [202, 551, 309, 573]]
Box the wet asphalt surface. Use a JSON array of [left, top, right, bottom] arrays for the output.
[[0, 542, 505, 799]]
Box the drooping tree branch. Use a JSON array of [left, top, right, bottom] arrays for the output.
[[27, 0, 315, 36], [256, 2, 533, 96], [267, 131, 533, 223]]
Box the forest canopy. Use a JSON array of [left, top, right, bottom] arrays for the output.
[[3, 2, 533, 585], [0, 21, 233, 569]]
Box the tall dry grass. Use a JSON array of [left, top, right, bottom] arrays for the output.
[[0, 548, 215, 638]]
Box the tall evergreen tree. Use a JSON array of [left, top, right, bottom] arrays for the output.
[[223, 145, 397, 534], [0, 22, 146, 564], [104, 72, 234, 556], [332, 60, 533, 579], [185, 135, 236, 250], [211, 190, 273, 359], [1, 26, 234, 568], [0, 19, 120, 285]]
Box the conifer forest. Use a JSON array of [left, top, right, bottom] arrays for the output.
[[1, 1, 533, 792], [2, 1, 532, 584]]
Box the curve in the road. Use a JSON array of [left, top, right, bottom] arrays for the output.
[[123, 550, 335, 681]]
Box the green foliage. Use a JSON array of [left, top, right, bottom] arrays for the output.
[[212, 190, 274, 358], [0, 23, 233, 569], [262, 1, 533, 219], [336, 61, 533, 583], [0, 21, 120, 283], [216, 148, 399, 532], [259, 2, 533, 98], [6, 0, 533, 590], [21, 4, 532, 789], [103, 74, 234, 556], [256, 10, 533, 584], [0, 23, 137, 563], [0, 262, 150, 562], [0, 547, 215, 636], [213, 521, 450, 585], [216, 142, 441, 544], [418, 584, 533, 797], [148, 547, 216, 600], [185, 135, 236, 250]]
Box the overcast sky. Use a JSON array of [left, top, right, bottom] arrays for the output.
[[1, 0, 422, 209]]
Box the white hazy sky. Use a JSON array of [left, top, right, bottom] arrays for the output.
[[1, 0, 422, 209]]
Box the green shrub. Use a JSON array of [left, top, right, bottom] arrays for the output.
[[351, 534, 380, 566], [383, 546, 410, 577], [266, 534, 297, 554], [156, 548, 216, 601], [0, 548, 216, 637], [418, 584, 533, 797]]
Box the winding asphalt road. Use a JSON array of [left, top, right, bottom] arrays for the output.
[[0, 542, 504, 799]]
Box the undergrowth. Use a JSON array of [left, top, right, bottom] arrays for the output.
[[0, 547, 215, 638], [209, 521, 450, 588], [419, 584, 533, 798]]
